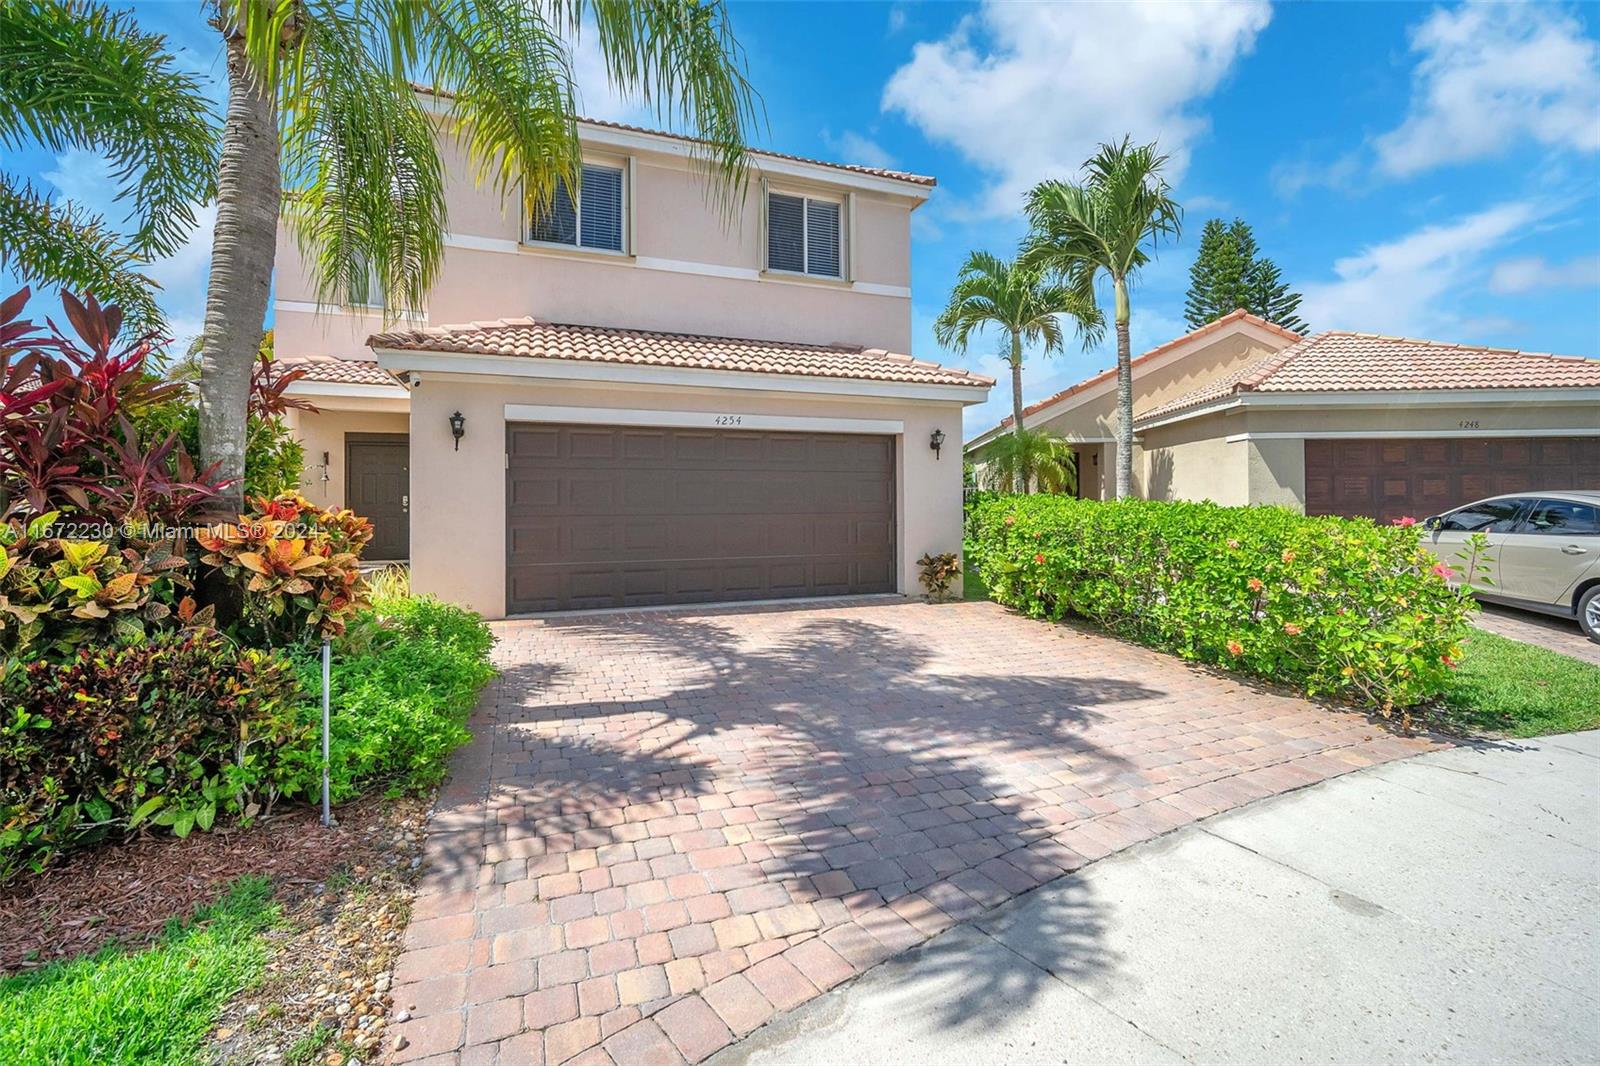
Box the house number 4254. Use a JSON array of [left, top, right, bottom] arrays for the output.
[[714, 415, 744, 426]]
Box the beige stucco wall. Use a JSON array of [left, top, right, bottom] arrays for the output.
[[1239, 401, 1599, 437], [284, 407, 410, 510], [274, 131, 921, 362], [405, 375, 968, 619], [1136, 415, 1250, 506]]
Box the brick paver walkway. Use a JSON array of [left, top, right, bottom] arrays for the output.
[[389, 599, 1441, 1064], [1472, 602, 1600, 666]]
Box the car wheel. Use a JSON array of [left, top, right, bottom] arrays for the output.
[[1581, 586, 1600, 644]]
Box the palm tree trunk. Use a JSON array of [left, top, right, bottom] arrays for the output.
[[1009, 333, 1026, 437], [200, 28, 279, 516], [1113, 275, 1134, 499]]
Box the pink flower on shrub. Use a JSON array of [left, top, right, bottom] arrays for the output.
[[1392, 516, 1417, 527], [1441, 653, 1458, 669], [1281, 549, 1296, 563], [1283, 622, 1302, 635], [1226, 640, 1244, 656], [1004, 515, 1016, 526], [1227, 539, 1240, 549], [1432, 562, 1454, 579], [1247, 577, 1263, 592], [1034, 553, 1046, 564]]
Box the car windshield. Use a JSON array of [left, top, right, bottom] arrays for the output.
[[1524, 499, 1600, 535], [1441, 498, 1528, 532]]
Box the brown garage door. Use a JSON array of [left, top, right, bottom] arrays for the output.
[[1306, 437, 1600, 523], [506, 423, 896, 613]]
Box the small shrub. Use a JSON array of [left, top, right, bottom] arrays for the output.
[[273, 596, 496, 803], [967, 497, 1476, 713], [0, 631, 306, 881], [916, 551, 962, 603], [196, 492, 373, 644], [0, 512, 192, 660]]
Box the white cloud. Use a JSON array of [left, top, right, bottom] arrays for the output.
[[821, 129, 898, 170], [1374, 3, 1600, 177], [569, 24, 653, 126], [1488, 253, 1600, 294], [882, 0, 1271, 216], [1269, 151, 1362, 199], [1299, 200, 1549, 336]]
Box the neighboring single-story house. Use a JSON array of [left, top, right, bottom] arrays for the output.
[[284, 324, 990, 619], [965, 310, 1600, 523]]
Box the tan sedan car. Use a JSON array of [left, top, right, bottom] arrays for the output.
[[1423, 491, 1600, 643]]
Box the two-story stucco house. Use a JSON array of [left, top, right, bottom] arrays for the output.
[[276, 100, 992, 617]]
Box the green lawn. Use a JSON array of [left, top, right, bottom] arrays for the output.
[[0, 878, 277, 1066], [1438, 630, 1600, 738], [962, 552, 990, 601]]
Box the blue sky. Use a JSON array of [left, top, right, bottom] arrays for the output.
[[5, 1, 1598, 436]]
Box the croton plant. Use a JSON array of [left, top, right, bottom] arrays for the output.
[[196, 492, 374, 642]]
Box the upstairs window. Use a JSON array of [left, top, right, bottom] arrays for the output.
[[528, 162, 625, 252], [767, 192, 842, 277]]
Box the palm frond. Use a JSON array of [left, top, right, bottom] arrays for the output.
[[276, 1, 448, 316], [980, 428, 1077, 495], [559, 0, 762, 218], [0, 0, 217, 259], [935, 249, 1100, 357], [0, 175, 164, 334]]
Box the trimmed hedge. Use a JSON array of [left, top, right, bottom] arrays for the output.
[[967, 496, 1476, 711]]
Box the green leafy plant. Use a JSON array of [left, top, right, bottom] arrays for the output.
[[273, 596, 496, 804], [968, 496, 1477, 716], [917, 551, 962, 603], [0, 512, 192, 660]]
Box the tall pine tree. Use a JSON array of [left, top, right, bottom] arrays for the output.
[[1184, 218, 1308, 333]]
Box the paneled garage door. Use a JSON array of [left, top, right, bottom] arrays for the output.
[[1305, 436, 1600, 523], [506, 423, 896, 613]]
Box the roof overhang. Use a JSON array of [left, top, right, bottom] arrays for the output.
[[1134, 385, 1600, 432], [963, 316, 1299, 452], [285, 379, 410, 413], [374, 347, 993, 405]]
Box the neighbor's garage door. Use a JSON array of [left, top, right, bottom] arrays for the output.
[[506, 423, 896, 612], [1306, 437, 1600, 523]]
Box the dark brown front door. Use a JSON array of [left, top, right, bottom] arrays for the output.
[[506, 424, 896, 613], [346, 433, 410, 560], [1305, 436, 1600, 523]]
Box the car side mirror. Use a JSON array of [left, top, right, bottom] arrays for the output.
[[1423, 515, 1443, 531]]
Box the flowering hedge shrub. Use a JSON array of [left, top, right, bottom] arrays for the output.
[[967, 496, 1476, 712]]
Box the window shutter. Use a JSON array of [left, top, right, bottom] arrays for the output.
[[579, 164, 624, 251], [767, 193, 805, 273], [528, 178, 577, 245], [805, 199, 841, 277]]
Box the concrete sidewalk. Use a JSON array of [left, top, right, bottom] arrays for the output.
[[714, 732, 1600, 1066]]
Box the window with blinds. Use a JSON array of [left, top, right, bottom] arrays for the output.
[[527, 163, 625, 252], [767, 191, 843, 278]]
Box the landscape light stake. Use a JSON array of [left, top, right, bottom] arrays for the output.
[[321, 638, 332, 828]]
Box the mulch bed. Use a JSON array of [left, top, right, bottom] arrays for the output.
[[0, 796, 413, 973]]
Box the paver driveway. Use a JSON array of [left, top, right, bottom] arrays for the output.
[[389, 599, 1440, 1064]]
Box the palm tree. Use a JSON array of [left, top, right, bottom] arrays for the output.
[[980, 428, 1076, 495], [201, 0, 760, 512], [0, 1, 217, 334], [934, 251, 1101, 435], [1022, 138, 1181, 498]]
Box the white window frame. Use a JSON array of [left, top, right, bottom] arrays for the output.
[[522, 154, 632, 256], [764, 183, 847, 280]]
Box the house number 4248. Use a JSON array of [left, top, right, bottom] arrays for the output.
[[1458, 420, 1480, 429]]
